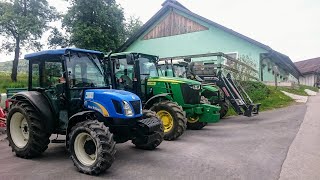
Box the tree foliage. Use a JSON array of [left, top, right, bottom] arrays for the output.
[[125, 16, 143, 40], [0, 0, 58, 81], [48, 27, 69, 49], [63, 0, 126, 52], [226, 55, 258, 81]]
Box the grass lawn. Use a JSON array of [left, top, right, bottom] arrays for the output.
[[0, 73, 28, 93], [277, 85, 319, 96]]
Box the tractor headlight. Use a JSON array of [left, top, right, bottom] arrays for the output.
[[123, 101, 134, 117], [192, 84, 201, 90]]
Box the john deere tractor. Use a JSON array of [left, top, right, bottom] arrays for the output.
[[108, 52, 221, 140], [159, 52, 261, 118], [6, 48, 163, 175]]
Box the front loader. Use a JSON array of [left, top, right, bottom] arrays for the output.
[[108, 52, 221, 140], [6, 48, 163, 175], [159, 52, 261, 118]]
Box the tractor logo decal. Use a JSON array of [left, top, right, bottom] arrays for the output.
[[85, 92, 94, 99], [84, 101, 109, 117], [147, 82, 156, 86]]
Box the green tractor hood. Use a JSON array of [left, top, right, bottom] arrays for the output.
[[148, 76, 201, 85]]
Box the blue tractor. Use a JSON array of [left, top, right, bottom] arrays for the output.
[[6, 48, 164, 175]]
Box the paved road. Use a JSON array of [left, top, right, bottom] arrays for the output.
[[0, 104, 306, 180], [280, 94, 320, 180]]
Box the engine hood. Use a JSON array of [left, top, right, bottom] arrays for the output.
[[84, 89, 140, 102], [148, 76, 201, 85]]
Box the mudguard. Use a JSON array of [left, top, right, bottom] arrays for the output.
[[11, 91, 56, 133], [144, 93, 173, 109]]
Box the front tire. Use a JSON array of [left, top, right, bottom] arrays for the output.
[[7, 101, 51, 158], [219, 101, 229, 119], [151, 101, 187, 141], [69, 120, 116, 175], [187, 97, 209, 130], [133, 110, 164, 150]]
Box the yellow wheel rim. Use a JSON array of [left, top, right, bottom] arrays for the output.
[[157, 110, 174, 133], [188, 116, 199, 123]]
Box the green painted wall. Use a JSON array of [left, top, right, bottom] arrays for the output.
[[125, 9, 297, 82]]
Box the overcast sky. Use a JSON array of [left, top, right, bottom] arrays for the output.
[[0, 0, 319, 62]]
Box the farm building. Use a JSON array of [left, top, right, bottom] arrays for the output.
[[294, 57, 320, 87], [118, 0, 301, 83]]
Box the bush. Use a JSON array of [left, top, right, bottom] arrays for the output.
[[240, 81, 270, 102]]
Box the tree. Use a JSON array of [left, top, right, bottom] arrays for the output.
[[226, 55, 258, 81], [47, 27, 70, 49], [0, 0, 58, 81], [125, 16, 143, 40], [63, 0, 125, 52]]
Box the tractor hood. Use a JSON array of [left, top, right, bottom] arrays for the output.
[[83, 89, 142, 119], [148, 76, 201, 85]]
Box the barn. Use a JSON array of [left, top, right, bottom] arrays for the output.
[[294, 57, 320, 87], [118, 0, 301, 83]]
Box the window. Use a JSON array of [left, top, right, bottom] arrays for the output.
[[67, 53, 106, 88], [225, 52, 238, 67], [44, 61, 63, 88], [31, 63, 40, 88]]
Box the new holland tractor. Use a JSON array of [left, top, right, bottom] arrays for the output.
[[6, 48, 164, 175], [159, 52, 261, 118], [107, 52, 221, 140]]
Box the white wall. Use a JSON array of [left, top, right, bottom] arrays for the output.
[[299, 74, 316, 86]]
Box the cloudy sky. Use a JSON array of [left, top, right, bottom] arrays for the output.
[[1, 0, 319, 62]]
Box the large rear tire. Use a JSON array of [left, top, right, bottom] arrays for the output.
[[132, 110, 164, 150], [69, 120, 116, 175], [7, 101, 51, 158], [150, 101, 187, 141]]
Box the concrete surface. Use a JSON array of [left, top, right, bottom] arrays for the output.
[[0, 104, 306, 180], [281, 91, 308, 103], [304, 89, 317, 96], [279, 94, 320, 180]]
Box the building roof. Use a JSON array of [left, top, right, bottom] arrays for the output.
[[117, 0, 301, 78], [24, 48, 104, 61], [294, 57, 320, 75]]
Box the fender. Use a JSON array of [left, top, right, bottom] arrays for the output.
[[11, 91, 55, 133], [65, 111, 96, 147], [67, 111, 95, 135], [144, 93, 173, 109]]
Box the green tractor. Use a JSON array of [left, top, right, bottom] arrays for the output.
[[6, 48, 163, 175], [107, 52, 221, 140], [159, 52, 261, 118]]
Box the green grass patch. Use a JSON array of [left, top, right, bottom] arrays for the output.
[[0, 72, 28, 93], [277, 85, 319, 96]]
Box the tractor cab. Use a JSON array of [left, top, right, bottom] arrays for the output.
[[24, 48, 113, 130], [110, 52, 159, 101]]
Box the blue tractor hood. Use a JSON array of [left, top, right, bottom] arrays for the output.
[[83, 89, 142, 119]]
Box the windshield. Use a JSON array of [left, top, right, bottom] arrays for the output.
[[67, 53, 107, 88], [139, 57, 159, 78], [158, 64, 186, 78]]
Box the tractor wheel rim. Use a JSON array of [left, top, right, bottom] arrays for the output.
[[10, 112, 29, 148], [157, 110, 174, 133], [74, 132, 97, 166], [188, 116, 199, 123]]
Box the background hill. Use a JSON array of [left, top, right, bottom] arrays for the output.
[[0, 60, 29, 73]]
